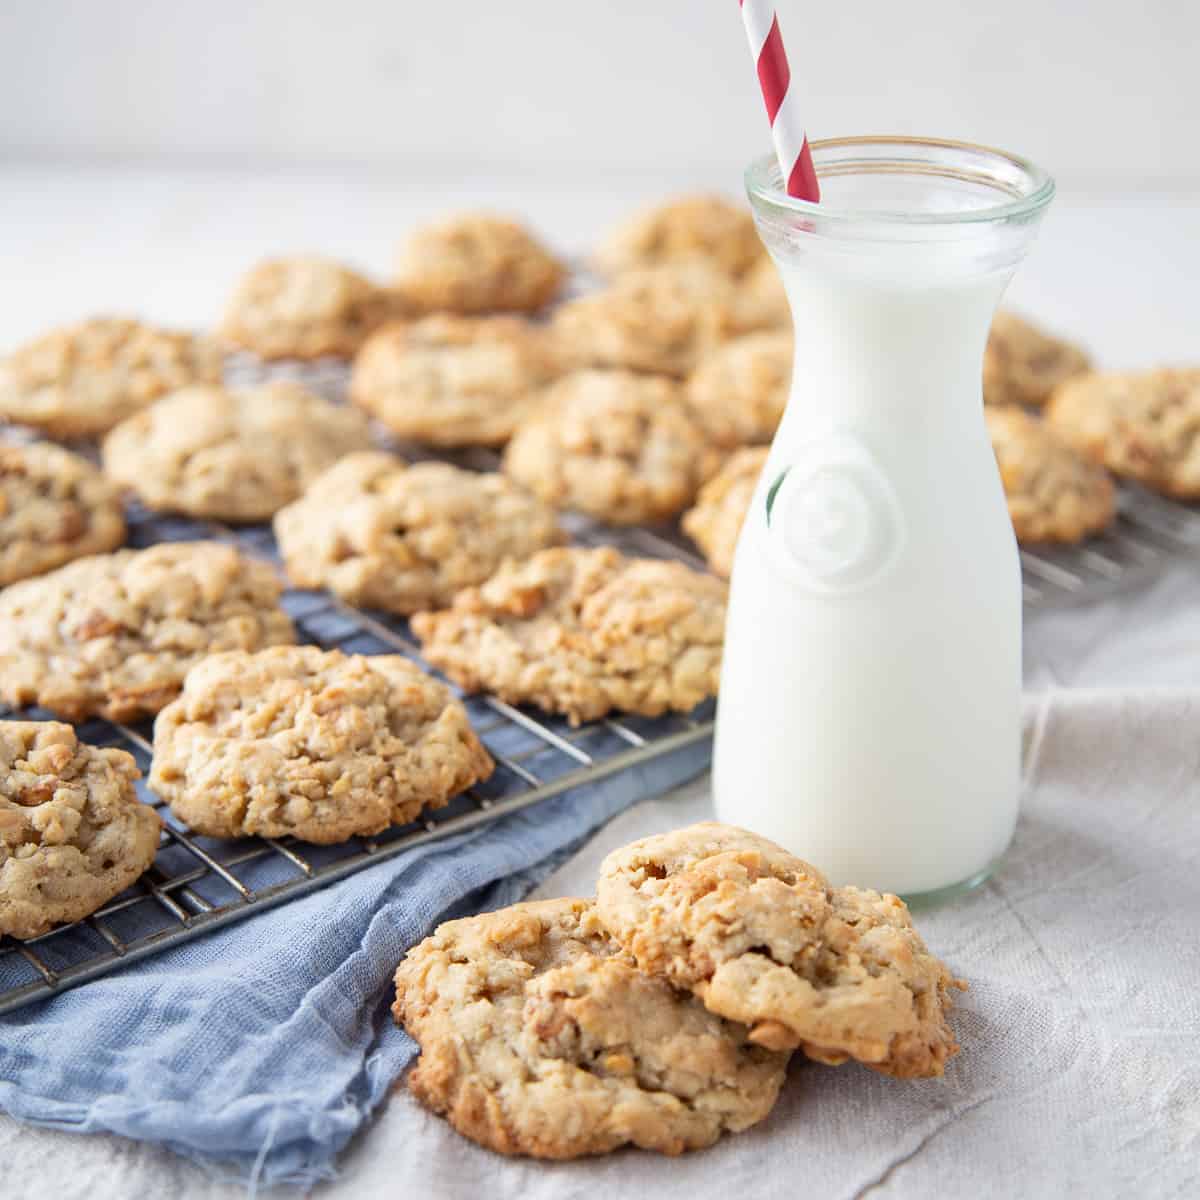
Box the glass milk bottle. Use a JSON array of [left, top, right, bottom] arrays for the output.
[[713, 138, 1054, 902]]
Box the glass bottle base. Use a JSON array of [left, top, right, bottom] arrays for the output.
[[899, 858, 999, 910]]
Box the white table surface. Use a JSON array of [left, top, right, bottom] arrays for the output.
[[2, 163, 1198, 1199]]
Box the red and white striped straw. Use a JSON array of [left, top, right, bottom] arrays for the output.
[[737, 0, 820, 202]]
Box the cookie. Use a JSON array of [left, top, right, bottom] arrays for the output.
[[218, 257, 399, 361], [983, 311, 1091, 409], [0, 721, 161, 939], [552, 263, 757, 378], [1046, 367, 1200, 500], [738, 257, 791, 330], [350, 315, 556, 447], [682, 447, 768, 577], [0, 442, 126, 587], [411, 546, 726, 726], [503, 369, 718, 524], [150, 646, 493, 844], [101, 381, 373, 522], [0, 541, 295, 723], [596, 823, 965, 1079], [395, 214, 566, 315], [0, 317, 224, 439], [594, 195, 766, 280], [274, 453, 562, 614], [686, 331, 792, 450], [985, 406, 1116, 544], [392, 897, 790, 1159]]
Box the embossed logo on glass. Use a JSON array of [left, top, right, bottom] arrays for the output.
[[765, 436, 905, 593]]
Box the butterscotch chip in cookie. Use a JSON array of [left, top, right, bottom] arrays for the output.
[[102, 381, 373, 522], [503, 369, 718, 524], [596, 822, 965, 1079], [411, 546, 726, 726], [0, 442, 126, 587], [1046, 367, 1200, 500], [392, 897, 790, 1159], [687, 331, 792, 450], [150, 646, 493, 844], [0, 721, 161, 940], [983, 311, 1091, 409], [682, 447, 767, 578], [594, 195, 766, 280], [218, 257, 400, 361], [0, 541, 295, 723], [274, 453, 562, 614], [985, 406, 1115, 544], [350, 315, 556, 447], [395, 214, 566, 315], [0, 317, 224, 439]]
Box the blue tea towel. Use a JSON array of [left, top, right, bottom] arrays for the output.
[[0, 740, 709, 1188]]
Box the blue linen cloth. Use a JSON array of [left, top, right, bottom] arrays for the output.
[[0, 740, 709, 1189]]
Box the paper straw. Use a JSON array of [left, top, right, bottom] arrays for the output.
[[738, 0, 820, 201]]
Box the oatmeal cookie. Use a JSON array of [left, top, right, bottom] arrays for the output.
[[0, 442, 126, 586], [350, 315, 556, 447], [596, 823, 965, 1079], [218, 257, 399, 360], [395, 214, 566, 315], [0, 317, 224, 439], [274, 453, 562, 614], [0, 542, 295, 722], [594, 195, 766, 280], [985, 406, 1115, 543], [0, 721, 161, 939], [686, 331, 792, 450], [392, 897, 790, 1159], [552, 263, 757, 377], [1046, 367, 1200, 500], [411, 546, 726, 726], [150, 646, 492, 843], [101, 381, 373, 522], [503, 369, 718, 524], [983, 311, 1091, 409], [682, 447, 767, 577]]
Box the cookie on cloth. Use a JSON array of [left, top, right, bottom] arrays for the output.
[[686, 331, 792, 451], [682, 446, 768, 578], [983, 311, 1091, 409]]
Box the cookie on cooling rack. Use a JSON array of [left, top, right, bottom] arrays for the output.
[[0, 541, 295, 723], [218, 256, 400, 361], [596, 822, 965, 1079], [394, 214, 566, 315], [686, 331, 792, 451], [101, 380, 373, 522], [1046, 367, 1200, 500], [682, 446, 767, 578], [274, 452, 562, 614], [986, 406, 1116, 544], [0, 317, 224, 439], [393, 897, 790, 1159], [350, 315, 557, 447], [410, 545, 726, 727], [983, 311, 1091, 409], [503, 368, 719, 524], [0, 442, 126, 587], [150, 645, 493, 843], [0, 721, 161, 940]]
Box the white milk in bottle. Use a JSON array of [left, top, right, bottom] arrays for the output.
[[713, 138, 1054, 900]]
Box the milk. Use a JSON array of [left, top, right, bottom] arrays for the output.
[[713, 143, 1052, 899]]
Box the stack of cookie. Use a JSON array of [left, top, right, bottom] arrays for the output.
[[393, 821, 964, 1159]]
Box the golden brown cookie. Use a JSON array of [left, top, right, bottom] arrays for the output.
[[983, 311, 1091, 409], [596, 823, 965, 1079], [686, 331, 792, 450], [0, 317, 224, 439], [218, 257, 399, 360], [985, 406, 1115, 543], [101, 381, 373, 522], [274, 452, 562, 614], [682, 447, 768, 577], [395, 214, 566, 315], [737, 256, 791, 330], [0, 721, 161, 940], [393, 897, 790, 1159], [411, 546, 727, 726], [0, 442, 126, 587]]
